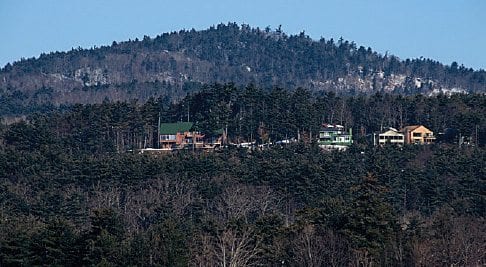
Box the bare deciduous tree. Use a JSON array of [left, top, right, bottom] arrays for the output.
[[410, 211, 486, 266], [191, 227, 262, 267], [292, 224, 351, 267], [214, 184, 279, 223]]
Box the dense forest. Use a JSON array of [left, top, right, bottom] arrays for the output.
[[0, 83, 485, 266], [1, 23, 485, 116], [5, 83, 483, 151], [0, 21, 485, 266]]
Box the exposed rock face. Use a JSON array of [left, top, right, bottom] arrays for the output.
[[74, 67, 108, 86], [0, 24, 482, 114], [308, 71, 441, 94]]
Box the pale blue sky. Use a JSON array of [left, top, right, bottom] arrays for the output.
[[1, 0, 485, 70]]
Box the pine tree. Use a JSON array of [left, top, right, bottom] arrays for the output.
[[342, 173, 397, 264]]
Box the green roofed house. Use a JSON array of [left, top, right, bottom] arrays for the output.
[[159, 122, 204, 149], [318, 124, 353, 150]]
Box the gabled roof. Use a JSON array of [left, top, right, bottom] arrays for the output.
[[401, 125, 421, 132], [160, 122, 193, 134], [401, 125, 433, 133], [380, 129, 404, 136]]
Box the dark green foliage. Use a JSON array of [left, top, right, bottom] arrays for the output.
[[0, 84, 484, 265], [29, 219, 81, 266], [82, 209, 125, 266], [342, 173, 396, 256]]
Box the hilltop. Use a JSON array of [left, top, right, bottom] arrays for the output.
[[1, 23, 485, 115], [0, 23, 485, 266]]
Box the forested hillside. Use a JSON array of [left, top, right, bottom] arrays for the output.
[[5, 83, 482, 151], [0, 83, 485, 265], [1, 23, 485, 116], [1, 21, 485, 266], [0, 99, 484, 265]]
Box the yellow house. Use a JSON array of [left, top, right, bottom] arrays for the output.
[[401, 125, 435, 144]]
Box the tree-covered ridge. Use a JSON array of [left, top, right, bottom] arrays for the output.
[[8, 83, 483, 153], [0, 83, 485, 265], [1, 23, 485, 116], [0, 132, 484, 265]]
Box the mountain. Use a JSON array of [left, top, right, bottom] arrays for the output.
[[1, 23, 485, 115]]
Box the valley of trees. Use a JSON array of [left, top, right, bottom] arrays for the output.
[[0, 83, 485, 266], [1, 23, 485, 116]]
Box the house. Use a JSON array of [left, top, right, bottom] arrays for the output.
[[401, 125, 436, 144], [159, 122, 204, 150], [318, 124, 353, 150], [376, 127, 405, 146]]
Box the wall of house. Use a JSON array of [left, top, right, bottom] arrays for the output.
[[406, 127, 434, 144], [379, 134, 404, 145]]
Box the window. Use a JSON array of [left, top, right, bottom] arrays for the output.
[[413, 132, 421, 137], [160, 134, 176, 141]]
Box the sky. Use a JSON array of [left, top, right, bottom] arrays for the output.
[[1, 0, 485, 70]]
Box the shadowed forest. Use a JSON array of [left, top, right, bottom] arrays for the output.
[[0, 84, 484, 266]]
